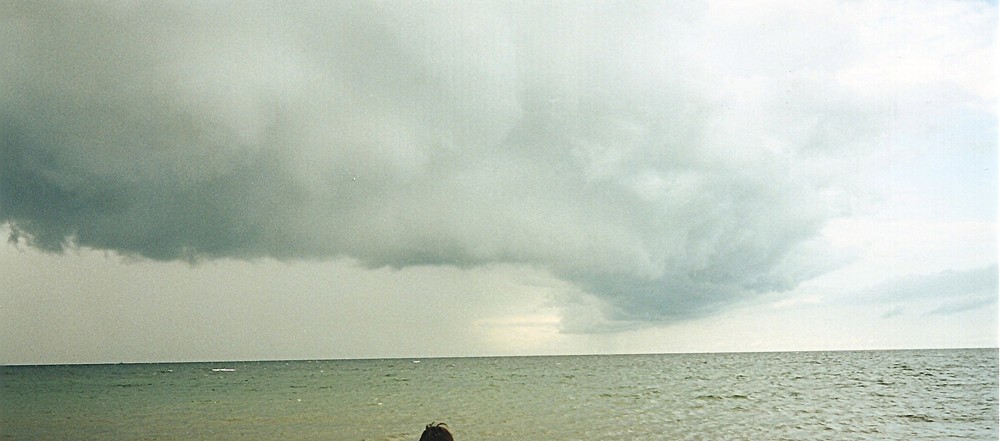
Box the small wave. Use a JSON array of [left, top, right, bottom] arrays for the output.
[[899, 414, 935, 423], [695, 394, 750, 400]]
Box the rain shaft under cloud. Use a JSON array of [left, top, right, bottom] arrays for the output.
[[1, 1, 988, 331]]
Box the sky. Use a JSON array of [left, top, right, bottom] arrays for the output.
[[1, 0, 996, 365]]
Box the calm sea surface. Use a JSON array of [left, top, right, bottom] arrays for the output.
[[1, 349, 996, 440]]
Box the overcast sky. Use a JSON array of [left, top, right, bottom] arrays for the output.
[[1, 1, 996, 365]]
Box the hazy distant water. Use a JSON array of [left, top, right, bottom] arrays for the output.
[[2, 349, 996, 440]]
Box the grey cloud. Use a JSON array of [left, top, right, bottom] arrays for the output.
[[854, 265, 998, 318], [880, 306, 905, 319], [2, 2, 883, 329], [859, 265, 998, 304], [927, 296, 997, 316]]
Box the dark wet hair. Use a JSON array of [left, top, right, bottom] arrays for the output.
[[419, 422, 453, 441]]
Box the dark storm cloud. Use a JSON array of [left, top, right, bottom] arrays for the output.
[[2, 2, 880, 329]]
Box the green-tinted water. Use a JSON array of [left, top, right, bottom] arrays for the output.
[[2, 349, 997, 440]]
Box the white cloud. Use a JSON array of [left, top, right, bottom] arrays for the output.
[[836, 0, 996, 110]]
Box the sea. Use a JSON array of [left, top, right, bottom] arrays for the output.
[[1, 348, 996, 440]]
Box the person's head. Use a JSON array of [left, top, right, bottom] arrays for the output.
[[419, 422, 453, 441]]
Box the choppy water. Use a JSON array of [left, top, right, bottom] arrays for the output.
[[1, 349, 997, 440]]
